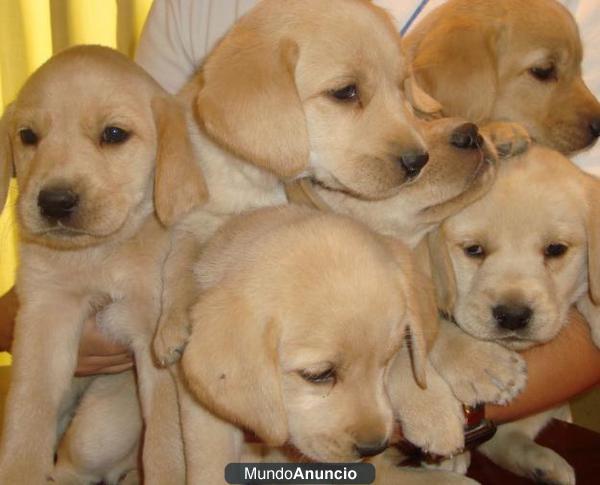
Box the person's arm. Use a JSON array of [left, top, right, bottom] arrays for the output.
[[0, 288, 133, 375], [487, 309, 600, 424]]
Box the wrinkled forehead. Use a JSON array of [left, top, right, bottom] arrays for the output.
[[506, 2, 582, 65], [15, 51, 160, 117], [445, 155, 587, 240]]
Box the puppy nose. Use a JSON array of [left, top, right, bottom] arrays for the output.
[[355, 439, 389, 458], [492, 304, 533, 331], [450, 123, 483, 149], [590, 118, 600, 138], [398, 150, 429, 178], [38, 188, 79, 220]]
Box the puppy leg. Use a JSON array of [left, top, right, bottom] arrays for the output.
[[479, 121, 531, 159], [134, 348, 185, 485], [479, 406, 575, 485], [388, 347, 465, 457], [176, 367, 243, 485], [153, 229, 204, 367], [52, 371, 141, 485], [430, 319, 527, 405], [0, 294, 90, 483]]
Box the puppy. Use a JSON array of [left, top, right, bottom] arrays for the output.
[[179, 0, 434, 233], [427, 146, 600, 483], [404, 0, 600, 154], [169, 205, 445, 483], [0, 45, 207, 484]]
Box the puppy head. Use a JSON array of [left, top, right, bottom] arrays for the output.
[[405, 0, 600, 154], [2, 45, 206, 249], [182, 209, 430, 461], [194, 0, 428, 200], [429, 146, 596, 350]]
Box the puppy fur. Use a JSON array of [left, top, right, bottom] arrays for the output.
[[427, 146, 600, 484], [171, 205, 438, 483], [0, 45, 207, 484], [404, 0, 600, 154]]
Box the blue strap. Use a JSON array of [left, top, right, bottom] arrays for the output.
[[400, 0, 430, 36]]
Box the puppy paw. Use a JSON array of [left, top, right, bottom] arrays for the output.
[[528, 448, 575, 485], [397, 376, 465, 457], [153, 310, 190, 367], [480, 121, 531, 159], [432, 336, 527, 406]]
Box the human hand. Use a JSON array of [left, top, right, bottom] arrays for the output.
[[75, 315, 134, 376]]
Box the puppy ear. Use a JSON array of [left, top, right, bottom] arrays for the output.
[[403, 76, 443, 118], [383, 237, 435, 389], [195, 29, 309, 178], [427, 227, 457, 315], [586, 182, 600, 305], [181, 285, 288, 446], [409, 20, 498, 120], [152, 97, 208, 227], [0, 104, 15, 214]]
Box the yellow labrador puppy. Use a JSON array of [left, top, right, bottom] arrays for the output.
[[170, 205, 479, 485], [0, 46, 207, 484], [427, 146, 600, 483], [178, 0, 436, 240], [405, 0, 600, 155]]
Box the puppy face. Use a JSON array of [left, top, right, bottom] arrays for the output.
[[406, 0, 600, 154], [0, 46, 206, 249], [182, 208, 431, 461], [431, 147, 599, 350], [194, 0, 428, 200], [307, 117, 497, 246]]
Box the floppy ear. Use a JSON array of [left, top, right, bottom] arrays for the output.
[[409, 19, 499, 121], [0, 104, 15, 214], [181, 285, 288, 446], [383, 237, 435, 389], [586, 182, 600, 305], [152, 97, 208, 227], [195, 28, 309, 178], [427, 227, 457, 315], [403, 76, 443, 119]]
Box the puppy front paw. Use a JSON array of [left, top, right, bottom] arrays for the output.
[[432, 336, 527, 406], [480, 121, 531, 159], [396, 374, 465, 457], [153, 309, 190, 367], [530, 451, 575, 485]]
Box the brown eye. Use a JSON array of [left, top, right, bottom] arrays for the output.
[[300, 367, 336, 384], [330, 84, 359, 102], [529, 65, 557, 82], [544, 243, 568, 258], [19, 128, 39, 146], [464, 244, 485, 258], [101, 126, 130, 144]]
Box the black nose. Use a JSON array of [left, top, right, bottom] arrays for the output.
[[450, 123, 483, 149], [355, 440, 389, 458], [492, 304, 533, 331], [399, 150, 429, 178], [591, 119, 600, 138], [38, 188, 79, 220]]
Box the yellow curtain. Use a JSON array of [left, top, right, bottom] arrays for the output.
[[0, 0, 153, 366]]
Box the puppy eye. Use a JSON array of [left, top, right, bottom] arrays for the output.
[[464, 244, 485, 258], [299, 367, 336, 384], [19, 128, 39, 146], [529, 64, 557, 82], [330, 84, 359, 102], [101, 126, 130, 145], [544, 243, 568, 258]]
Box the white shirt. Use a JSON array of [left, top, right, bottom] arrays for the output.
[[135, 0, 600, 173]]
